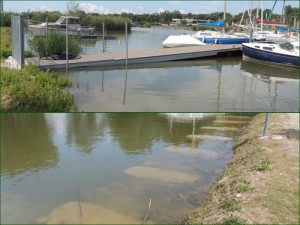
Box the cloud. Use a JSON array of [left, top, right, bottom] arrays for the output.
[[180, 10, 185, 14], [121, 8, 132, 13], [39, 5, 53, 12], [158, 8, 166, 13], [79, 3, 109, 14], [138, 6, 144, 12]]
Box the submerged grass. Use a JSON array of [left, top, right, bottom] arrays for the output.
[[1, 64, 75, 112]]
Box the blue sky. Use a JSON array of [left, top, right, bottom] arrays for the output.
[[4, 1, 299, 15]]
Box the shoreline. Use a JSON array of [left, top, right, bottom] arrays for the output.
[[186, 113, 299, 224]]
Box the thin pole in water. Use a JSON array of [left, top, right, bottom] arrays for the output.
[[102, 21, 105, 53], [66, 15, 69, 72], [125, 23, 128, 69], [45, 17, 48, 57], [263, 113, 270, 136]]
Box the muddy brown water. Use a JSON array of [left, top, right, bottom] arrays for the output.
[[1, 113, 252, 224]]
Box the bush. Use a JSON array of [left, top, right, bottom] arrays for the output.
[[28, 32, 82, 57], [1, 64, 75, 112]]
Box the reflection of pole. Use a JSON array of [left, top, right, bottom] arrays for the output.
[[46, 17, 48, 57], [217, 72, 221, 112], [123, 67, 128, 105], [101, 71, 104, 92], [123, 23, 129, 105], [66, 15, 69, 72], [263, 113, 270, 136]]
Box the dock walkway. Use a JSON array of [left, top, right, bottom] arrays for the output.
[[26, 44, 242, 70]]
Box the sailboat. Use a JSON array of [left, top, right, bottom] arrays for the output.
[[193, 1, 249, 44]]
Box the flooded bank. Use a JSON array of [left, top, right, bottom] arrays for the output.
[[1, 113, 252, 224]]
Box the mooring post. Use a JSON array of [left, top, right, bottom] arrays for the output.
[[102, 21, 105, 53], [45, 17, 48, 57], [263, 113, 270, 136], [125, 22, 128, 69], [66, 15, 69, 72]]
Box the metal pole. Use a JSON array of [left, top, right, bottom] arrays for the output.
[[45, 17, 48, 57], [102, 21, 105, 53], [66, 16, 69, 72], [125, 23, 128, 70], [222, 0, 226, 34], [263, 113, 270, 136], [261, 0, 263, 31], [20, 14, 24, 68]]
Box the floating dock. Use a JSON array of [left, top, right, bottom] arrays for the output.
[[26, 44, 242, 70]]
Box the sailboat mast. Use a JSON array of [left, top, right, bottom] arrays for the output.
[[261, 0, 263, 31], [223, 0, 227, 34]]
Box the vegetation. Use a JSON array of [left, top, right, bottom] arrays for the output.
[[1, 27, 12, 59], [28, 32, 82, 58], [1, 64, 75, 112]]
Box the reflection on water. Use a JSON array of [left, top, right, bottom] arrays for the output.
[[60, 57, 298, 112], [1, 113, 251, 224]]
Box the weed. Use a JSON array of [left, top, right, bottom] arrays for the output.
[[253, 146, 262, 155], [222, 199, 239, 211], [237, 181, 250, 193], [223, 215, 245, 225], [252, 159, 271, 171]]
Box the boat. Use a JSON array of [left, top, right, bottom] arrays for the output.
[[29, 16, 95, 36], [242, 41, 300, 67], [194, 30, 249, 44], [162, 35, 206, 48]]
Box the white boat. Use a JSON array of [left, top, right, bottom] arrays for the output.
[[29, 16, 95, 36], [162, 35, 206, 48], [242, 41, 300, 67]]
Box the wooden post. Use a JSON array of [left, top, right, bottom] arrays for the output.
[[125, 23, 128, 70]]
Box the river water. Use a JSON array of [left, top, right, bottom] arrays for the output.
[[25, 27, 299, 112], [1, 113, 251, 224]]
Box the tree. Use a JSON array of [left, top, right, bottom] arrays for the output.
[[67, 1, 81, 16]]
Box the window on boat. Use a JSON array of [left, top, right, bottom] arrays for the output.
[[279, 42, 294, 51], [69, 19, 79, 24], [255, 46, 260, 48], [263, 47, 273, 51]]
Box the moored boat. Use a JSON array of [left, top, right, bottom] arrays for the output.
[[29, 16, 95, 36], [162, 35, 206, 48], [242, 41, 300, 67]]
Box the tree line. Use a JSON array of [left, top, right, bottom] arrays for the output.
[[1, 5, 298, 30]]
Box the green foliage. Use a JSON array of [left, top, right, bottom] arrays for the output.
[[1, 27, 12, 59], [223, 215, 245, 225], [252, 159, 271, 171], [142, 22, 152, 28], [80, 14, 131, 30], [237, 181, 250, 193], [28, 32, 81, 57], [222, 199, 239, 211], [1, 64, 75, 112]]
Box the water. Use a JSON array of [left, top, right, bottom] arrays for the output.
[[1, 113, 250, 224], [25, 27, 299, 112]]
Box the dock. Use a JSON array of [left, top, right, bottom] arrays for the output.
[[26, 44, 242, 70]]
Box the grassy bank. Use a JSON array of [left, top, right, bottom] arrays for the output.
[[187, 113, 299, 224], [1, 64, 75, 112]]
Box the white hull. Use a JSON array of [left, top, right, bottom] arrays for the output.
[[162, 35, 206, 48]]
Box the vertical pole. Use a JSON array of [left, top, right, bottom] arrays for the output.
[[222, 0, 226, 34], [263, 113, 270, 136], [66, 16, 69, 72], [281, 0, 285, 22], [125, 23, 128, 70], [102, 21, 105, 53], [45, 17, 48, 57], [20, 14, 24, 68], [261, 0, 263, 31]]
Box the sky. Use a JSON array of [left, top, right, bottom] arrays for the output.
[[3, 1, 299, 15]]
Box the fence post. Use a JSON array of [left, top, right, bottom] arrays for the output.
[[263, 113, 270, 136], [125, 23, 128, 69]]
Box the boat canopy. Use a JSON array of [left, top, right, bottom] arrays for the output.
[[278, 26, 300, 32], [255, 19, 286, 26], [197, 19, 225, 27]]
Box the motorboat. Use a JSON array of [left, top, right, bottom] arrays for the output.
[[29, 16, 95, 36], [162, 35, 206, 48], [242, 41, 299, 67]]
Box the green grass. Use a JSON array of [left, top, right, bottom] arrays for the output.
[[1, 64, 75, 112], [1, 27, 12, 59], [236, 181, 250, 193], [223, 215, 246, 225], [252, 159, 271, 171], [222, 199, 239, 211]]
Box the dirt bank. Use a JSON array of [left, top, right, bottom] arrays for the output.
[[187, 113, 299, 224]]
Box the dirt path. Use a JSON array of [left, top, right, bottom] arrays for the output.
[[187, 113, 299, 224]]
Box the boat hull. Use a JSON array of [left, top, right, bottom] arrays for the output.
[[197, 37, 249, 44], [242, 44, 299, 67]]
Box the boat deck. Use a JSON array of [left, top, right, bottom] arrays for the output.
[[26, 44, 242, 70]]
